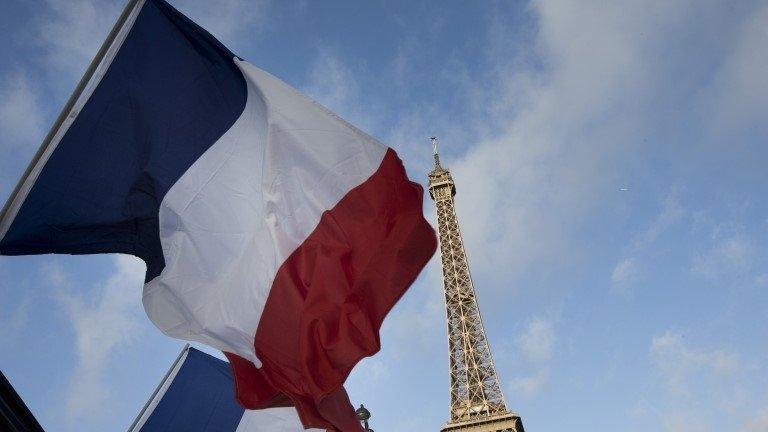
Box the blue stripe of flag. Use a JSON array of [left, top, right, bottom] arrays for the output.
[[0, 0, 246, 281]]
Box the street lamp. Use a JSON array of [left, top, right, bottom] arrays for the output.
[[355, 404, 374, 432]]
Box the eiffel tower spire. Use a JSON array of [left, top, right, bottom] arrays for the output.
[[428, 138, 525, 432]]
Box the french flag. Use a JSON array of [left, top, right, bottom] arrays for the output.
[[0, 0, 436, 430]]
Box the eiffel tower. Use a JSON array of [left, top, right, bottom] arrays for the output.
[[427, 138, 525, 432]]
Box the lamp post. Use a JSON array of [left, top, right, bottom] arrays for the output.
[[355, 404, 374, 432]]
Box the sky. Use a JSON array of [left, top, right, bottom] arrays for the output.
[[1, 0, 768, 431]]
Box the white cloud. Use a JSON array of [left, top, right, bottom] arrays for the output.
[[692, 232, 754, 280], [0, 74, 44, 149], [610, 258, 638, 296], [37, 0, 124, 77], [305, 49, 359, 114], [0, 292, 33, 344], [646, 330, 759, 432], [174, 0, 271, 45], [35, 0, 271, 79], [517, 317, 555, 363], [58, 254, 146, 423], [650, 331, 739, 395], [354, 356, 390, 383], [0, 261, 69, 345], [382, 276, 445, 359], [507, 318, 555, 398], [706, 3, 768, 133], [610, 191, 685, 296], [662, 412, 712, 432], [509, 369, 548, 398], [0, 261, 66, 343], [741, 407, 768, 432], [43, 260, 68, 287], [633, 191, 686, 250], [441, 0, 707, 290], [303, 49, 382, 136], [606, 189, 686, 299]]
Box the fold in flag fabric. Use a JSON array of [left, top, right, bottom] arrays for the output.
[[131, 347, 324, 432], [0, 0, 436, 430]]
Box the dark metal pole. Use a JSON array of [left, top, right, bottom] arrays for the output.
[[126, 344, 189, 432], [0, 371, 45, 432]]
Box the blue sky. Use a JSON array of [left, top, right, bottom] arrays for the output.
[[1, 0, 768, 431]]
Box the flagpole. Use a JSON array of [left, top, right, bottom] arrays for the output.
[[126, 343, 190, 432], [0, 0, 144, 236]]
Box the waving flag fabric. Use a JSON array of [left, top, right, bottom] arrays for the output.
[[0, 0, 436, 430], [131, 347, 323, 432]]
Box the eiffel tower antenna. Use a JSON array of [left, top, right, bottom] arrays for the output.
[[427, 138, 525, 432], [431, 136, 441, 167]]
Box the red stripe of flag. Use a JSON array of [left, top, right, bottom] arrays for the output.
[[226, 148, 437, 430]]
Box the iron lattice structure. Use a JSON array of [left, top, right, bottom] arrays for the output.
[[428, 141, 524, 432]]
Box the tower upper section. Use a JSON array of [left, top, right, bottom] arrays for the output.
[[428, 137, 456, 201], [427, 138, 519, 430]]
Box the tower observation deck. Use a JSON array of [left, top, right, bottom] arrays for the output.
[[427, 138, 524, 432]]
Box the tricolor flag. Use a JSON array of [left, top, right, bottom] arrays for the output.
[[0, 0, 436, 430], [130, 346, 321, 432]]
